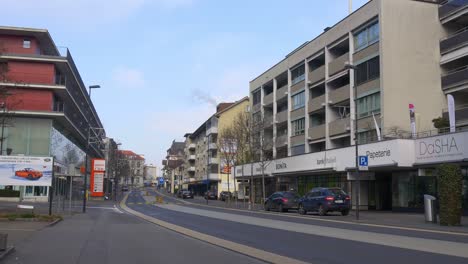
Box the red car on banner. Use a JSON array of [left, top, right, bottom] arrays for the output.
[[15, 168, 43, 180]]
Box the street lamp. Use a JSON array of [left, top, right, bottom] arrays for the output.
[[344, 62, 360, 221], [88, 85, 101, 98]]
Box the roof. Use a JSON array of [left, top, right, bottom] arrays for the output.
[[118, 150, 145, 160], [215, 96, 249, 117], [167, 141, 185, 155], [0, 26, 60, 56]]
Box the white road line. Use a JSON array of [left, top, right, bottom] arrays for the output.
[[154, 203, 468, 259], [113, 205, 124, 214]]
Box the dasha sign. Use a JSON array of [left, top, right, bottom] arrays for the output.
[[415, 133, 467, 163]]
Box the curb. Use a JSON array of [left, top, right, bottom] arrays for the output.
[[44, 218, 62, 228], [0, 246, 15, 261], [120, 193, 308, 264]]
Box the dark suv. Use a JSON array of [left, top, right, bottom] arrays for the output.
[[264, 191, 300, 212], [298, 187, 350, 216]]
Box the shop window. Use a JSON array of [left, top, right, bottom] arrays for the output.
[[392, 172, 436, 210], [25, 186, 48, 197]]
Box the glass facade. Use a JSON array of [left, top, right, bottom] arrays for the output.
[[297, 174, 348, 196], [5, 117, 52, 156], [392, 171, 437, 211]]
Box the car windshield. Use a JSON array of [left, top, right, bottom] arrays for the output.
[[328, 189, 346, 196], [283, 192, 300, 198]]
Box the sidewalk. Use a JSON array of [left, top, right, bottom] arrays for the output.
[[154, 190, 468, 234]]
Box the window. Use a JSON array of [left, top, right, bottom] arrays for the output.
[[23, 39, 31, 49], [354, 21, 379, 51], [357, 92, 380, 118], [292, 91, 305, 110], [291, 65, 305, 85], [358, 130, 378, 145], [355, 56, 380, 85], [291, 144, 305, 156], [292, 118, 305, 136], [252, 89, 261, 105]]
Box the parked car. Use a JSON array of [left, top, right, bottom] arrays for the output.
[[264, 191, 300, 212], [121, 186, 129, 192], [15, 168, 43, 180], [298, 187, 351, 216], [177, 189, 194, 199], [204, 191, 217, 200], [219, 191, 232, 201]]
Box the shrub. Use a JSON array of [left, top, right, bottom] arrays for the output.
[[437, 164, 463, 226], [0, 189, 20, 197]]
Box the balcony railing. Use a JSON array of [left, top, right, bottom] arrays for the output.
[[308, 124, 326, 141], [308, 65, 325, 85], [308, 94, 326, 113], [276, 110, 288, 124], [53, 101, 64, 112], [188, 155, 196, 161], [209, 157, 219, 164], [328, 52, 349, 76], [329, 117, 351, 136], [264, 114, 274, 127], [264, 92, 274, 105], [206, 126, 218, 135], [188, 143, 196, 150], [329, 84, 350, 104], [276, 85, 288, 101], [276, 134, 288, 146], [442, 104, 468, 122], [440, 26, 468, 54], [208, 143, 217, 150], [442, 65, 468, 90], [439, 0, 468, 20]]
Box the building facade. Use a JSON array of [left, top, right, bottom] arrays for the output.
[[162, 140, 185, 193], [237, 0, 468, 212], [0, 26, 105, 201], [118, 150, 145, 188]]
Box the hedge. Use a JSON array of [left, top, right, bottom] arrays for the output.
[[0, 189, 20, 197], [437, 164, 463, 226]]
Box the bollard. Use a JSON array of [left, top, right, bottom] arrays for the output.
[[0, 233, 7, 251]]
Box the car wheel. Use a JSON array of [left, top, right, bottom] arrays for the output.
[[341, 209, 350, 216], [318, 205, 327, 216], [298, 204, 307, 215], [279, 204, 285, 213]]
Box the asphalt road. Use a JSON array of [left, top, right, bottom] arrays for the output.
[[3, 202, 265, 264], [126, 189, 468, 264]]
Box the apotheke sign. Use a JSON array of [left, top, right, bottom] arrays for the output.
[[415, 133, 467, 163]]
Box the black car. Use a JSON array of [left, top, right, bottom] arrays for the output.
[[219, 191, 232, 201], [204, 191, 217, 200], [176, 189, 193, 199], [298, 187, 351, 216], [121, 186, 129, 192], [264, 191, 300, 212]]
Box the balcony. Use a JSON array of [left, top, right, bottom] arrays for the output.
[[439, 0, 468, 21], [188, 155, 196, 161], [207, 173, 220, 180], [188, 167, 196, 172], [328, 52, 349, 76], [308, 124, 326, 141], [276, 85, 288, 101], [253, 103, 261, 113], [188, 143, 196, 150], [209, 157, 219, 164], [276, 110, 288, 124], [264, 92, 274, 106], [442, 66, 468, 90], [329, 117, 351, 137], [329, 84, 350, 104], [441, 27, 468, 54], [308, 65, 325, 85], [276, 134, 288, 147], [443, 104, 468, 123], [308, 94, 326, 113], [206, 126, 218, 135], [264, 114, 274, 127], [291, 80, 305, 94], [208, 143, 217, 150]]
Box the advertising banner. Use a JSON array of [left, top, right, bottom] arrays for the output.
[[0, 156, 53, 186], [447, 94, 456, 132], [90, 159, 106, 197], [409, 104, 416, 138]]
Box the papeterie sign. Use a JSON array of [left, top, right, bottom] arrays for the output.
[[0, 156, 53, 186]]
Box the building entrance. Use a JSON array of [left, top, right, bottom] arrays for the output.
[[369, 173, 392, 210]]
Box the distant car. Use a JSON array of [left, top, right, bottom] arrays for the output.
[[264, 191, 300, 212], [204, 191, 217, 200], [298, 187, 351, 216], [121, 186, 129, 192], [219, 191, 232, 201], [15, 168, 43, 180], [177, 189, 193, 199]]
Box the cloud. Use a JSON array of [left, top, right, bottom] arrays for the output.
[[111, 66, 146, 89]]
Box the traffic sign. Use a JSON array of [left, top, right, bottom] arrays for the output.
[[358, 156, 368, 171]]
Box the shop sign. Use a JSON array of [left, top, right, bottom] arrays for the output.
[[415, 132, 467, 163], [0, 156, 53, 186]]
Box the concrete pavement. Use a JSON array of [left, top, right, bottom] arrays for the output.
[[2, 203, 266, 264]]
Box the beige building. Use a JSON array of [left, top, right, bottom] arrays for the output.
[[237, 0, 468, 211]]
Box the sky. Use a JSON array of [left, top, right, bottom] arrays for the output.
[[2, 0, 369, 167]]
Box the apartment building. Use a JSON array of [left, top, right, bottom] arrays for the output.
[[0, 26, 105, 201], [237, 0, 468, 212], [118, 150, 145, 187], [162, 140, 185, 193]]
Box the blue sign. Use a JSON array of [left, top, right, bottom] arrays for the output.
[[158, 178, 164, 184], [359, 156, 368, 166]]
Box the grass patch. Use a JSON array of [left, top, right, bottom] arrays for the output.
[[0, 213, 62, 222]]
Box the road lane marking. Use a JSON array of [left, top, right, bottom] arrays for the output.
[[153, 203, 468, 259], [152, 190, 468, 237], [113, 205, 124, 214], [120, 193, 307, 264]]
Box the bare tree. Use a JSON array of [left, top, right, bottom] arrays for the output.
[[217, 125, 237, 202]]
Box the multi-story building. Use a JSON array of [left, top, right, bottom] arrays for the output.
[[118, 150, 145, 187], [0, 26, 105, 201], [144, 164, 158, 184], [183, 103, 234, 195], [236, 0, 468, 213], [162, 140, 185, 193]]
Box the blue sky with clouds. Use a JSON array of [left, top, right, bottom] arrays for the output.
[[2, 0, 368, 166]]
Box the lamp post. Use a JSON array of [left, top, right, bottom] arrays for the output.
[[344, 62, 360, 221], [83, 84, 101, 213]]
